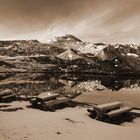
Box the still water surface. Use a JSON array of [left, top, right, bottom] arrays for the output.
[[0, 73, 140, 96]]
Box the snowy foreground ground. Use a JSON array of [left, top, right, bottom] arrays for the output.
[[0, 91, 140, 140]]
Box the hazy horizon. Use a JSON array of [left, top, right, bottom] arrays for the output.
[[0, 0, 140, 43]]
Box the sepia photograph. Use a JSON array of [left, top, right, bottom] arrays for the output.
[[0, 0, 140, 140]]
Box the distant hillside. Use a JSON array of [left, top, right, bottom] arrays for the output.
[[0, 35, 140, 75]]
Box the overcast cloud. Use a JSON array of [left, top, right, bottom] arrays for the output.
[[0, 0, 140, 43]]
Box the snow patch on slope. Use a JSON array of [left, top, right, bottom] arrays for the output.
[[76, 42, 106, 55], [57, 49, 81, 60], [127, 53, 138, 57]]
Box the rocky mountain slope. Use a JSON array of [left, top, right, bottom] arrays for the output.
[[0, 34, 140, 75]]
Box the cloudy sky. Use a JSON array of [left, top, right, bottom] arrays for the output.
[[0, 0, 140, 43]]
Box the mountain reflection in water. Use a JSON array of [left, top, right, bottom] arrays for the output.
[[0, 73, 140, 98]]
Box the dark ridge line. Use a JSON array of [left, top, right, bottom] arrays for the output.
[[1, 71, 140, 77]]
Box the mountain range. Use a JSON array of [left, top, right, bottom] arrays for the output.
[[0, 34, 140, 75]]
